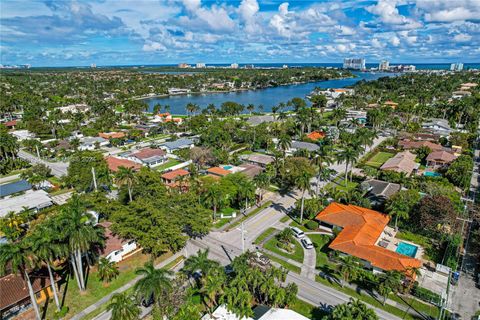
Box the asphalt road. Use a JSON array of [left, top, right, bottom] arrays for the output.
[[18, 150, 69, 177]]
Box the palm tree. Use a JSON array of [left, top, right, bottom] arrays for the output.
[[253, 172, 270, 203], [98, 257, 119, 284], [337, 145, 360, 185], [278, 134, 292, 157], [337, 255, 360, 287], [295, 171, 313, 224], [0, 211, 26, 241], [330, 298, 378, 320], [386, 200, 409, 231], [107, 292, 140, 320], [134, 262, 173, 316], [115, 166, 136, 202], [0, 241, 42, 320], [312, 144, 334, 195], [201, 271, 225, 309], [202, 182, 224, 221], [183, 249, 218, 287], [378, 270, 402, 305]]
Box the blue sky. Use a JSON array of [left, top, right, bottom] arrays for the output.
[[1, 0, 479, 66]]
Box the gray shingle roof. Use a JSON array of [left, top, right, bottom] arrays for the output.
[[291, 141, 319, 152], [161, 138, 193, 150]]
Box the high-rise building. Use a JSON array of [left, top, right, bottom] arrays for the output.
[[343, 58, 366, 70], [450, 63, 464, 71], [230, 63, 239, 69], [379, 60, 389, 71], [196, 63, 206, 68], [90, 63, 96, 68], [178, 63, 190, 68]]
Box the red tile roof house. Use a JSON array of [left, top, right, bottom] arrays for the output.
[[207, 167, 231, 178], [398, 139, 444, 152], [161, 169, 190, 191], [380, 151, 418, 176], [315, 203, 421, 275], [1, 269, 58, 319], [98, 131, 126, 139], [426, 151, 457, 169], [306, 131, 326, 141], [124, 148, 167, 167], [106, 156, 142, 173], [98, 222, 139, 263]]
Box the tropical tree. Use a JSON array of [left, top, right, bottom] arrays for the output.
[[327, 298, 378, 320], [337, 145, 361, 185], [0, 241, 42, 320], [337, 255, 361, 287], [253, 172, 271, 202], [107, 292, 140, 320], [0, 211, 26, 241], [98, 257, 119, 284], [295, 171, 313, 224], [115, 166, 136, 202], [312, 144, 334, 195], [202, 181, 225, 221], [182, 249, 219, 287], [278, 133, 292, 157], [134, 261, 173, 317], [378, 271, 402, 305]]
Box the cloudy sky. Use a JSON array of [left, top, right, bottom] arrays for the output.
[[1, 0, 479, 66]]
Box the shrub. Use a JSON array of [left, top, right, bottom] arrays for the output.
[[305, 220, 318, 230], [411, 284, 442, 305]]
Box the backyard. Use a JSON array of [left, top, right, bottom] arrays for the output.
[[365, 151, 395, 168]]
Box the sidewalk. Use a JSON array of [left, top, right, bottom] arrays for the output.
[[70, 251, 183, 320]]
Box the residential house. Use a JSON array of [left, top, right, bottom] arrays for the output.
[[0, 270, 58, 320], [207, 167, 231, 178], [422, 119, 452, 136], [361, 179, 401, 208], [383, 100, 398, 109], [243, 154, 274, 167], [10, 130, 34, 141], [123, 148, 167, 167], [161, 169, 190, 190], [98, 131, 126, 140], [380, 151, 418, 176], [315, 203, 421, 273], [246, 115, 275, 126], [3, 119, 17, 129], [398, 140, 444, 152], [238, 163, 263, 179], [0, 190, 53, 217], [201, 304, 309, 320], [58, 103, 90, 114], [160, 138, 194, 153], [289, 141, 319, 153], [0, 180, 32, 198], [306, 131, 326, 141], [105, 156, 142, 173], [452, 91, 472, 99], [78, 136, 109, 151], [98, 221, 138, 263], [426, 150, 457, 169]]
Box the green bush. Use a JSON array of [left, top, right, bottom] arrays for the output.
[[54, 306, 69, 319], [411, 284, 441, 305], [305, 220, 318, 230]]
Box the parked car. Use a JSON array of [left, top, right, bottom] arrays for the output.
[[301, 237, 314, 249], [290, 227, 305, 238]]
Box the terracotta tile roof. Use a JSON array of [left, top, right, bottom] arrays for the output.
[[0, 269, 55, 311], [98, 221, 127, 257], [99, 132, 126, 139], [315, 203, 421, 272], [307, 131, 326, 141], [161, 169, 189, 181], [380, 151, 417, 175], [207, 167, 231, 177], [399, 140, 443, 151], [3, 120, 17, 127], [106, 156, 142, 172], [426, 150, 456, 163], [384, 100, 398, 106], [132, 148, 166, 160]]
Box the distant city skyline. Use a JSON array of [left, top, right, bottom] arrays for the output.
[[1, 0, 480, 66]]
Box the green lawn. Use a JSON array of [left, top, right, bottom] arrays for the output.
[[155, 159, 182, 171], [264, 236, 304, 264], [280, 215, 291, 223], [226, 201, 272, 230], [254, 227, 278, 245], [213, 218, 232, 229], [263, 253, 301, 274], [44, 252, 173, 320], [309, 234, 333, 268], [365, 151, 394, 168], [289, 298, 328, 319], [325, 176, 358, 193]]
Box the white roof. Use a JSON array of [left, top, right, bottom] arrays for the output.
[[201, 305, 308, 320], [201, 305, 253, 320], [0, 190, 53, 217]]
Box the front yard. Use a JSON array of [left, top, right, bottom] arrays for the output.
[[263, 235, 304, 264], [365, 151, 395, 168], [309, 234, 333, 269]]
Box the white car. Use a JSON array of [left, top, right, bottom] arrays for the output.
[[290, 227, 305, 239], [301, 237, 314, 249]]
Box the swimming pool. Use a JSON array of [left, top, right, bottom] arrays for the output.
[[423, 171, 441, 177], [396, 242, 418, 258], [223, 165, 233, 170]]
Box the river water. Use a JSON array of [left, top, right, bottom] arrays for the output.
[[144, 71, 395, 114]]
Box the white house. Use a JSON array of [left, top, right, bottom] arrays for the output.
[[201, 305, 308, 320], [78, 137, 109, 151], [422, 119, 452, 136], [10, 130, 35, 141], [98, 222, 138, 263], [119, 147, 167, 167], [160, 138, 194, 153]]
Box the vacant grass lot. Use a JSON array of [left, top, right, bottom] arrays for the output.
[[365, 151, 394, 168], [264, 236, 304, 263]]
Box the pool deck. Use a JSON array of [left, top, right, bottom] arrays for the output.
[[375, 226, 424, 260]]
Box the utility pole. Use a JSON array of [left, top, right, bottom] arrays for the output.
[[35, 145, 41, 158], [91, 167, 98, 191]]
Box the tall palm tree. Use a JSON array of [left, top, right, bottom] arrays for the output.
[[0, 241, 42, 320], [254, 172, 270, 203], [386, 200, 409, 231], [337, 255, 360, 287], [312, 144, 334, 195], [107, 292, 140, 320], [98, 257, 119, 284], [201, 271, 225, 309], [278, 134, 292, 157], [378, 270, 402, 305], [295, 171, 313, 224], [134, 262, 173, 316], [115, 166, 136, 202], [202, 182, 224, 221], [182, 249, 218, 287], [337, 145, 360, 185]]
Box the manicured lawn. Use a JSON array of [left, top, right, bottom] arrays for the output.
[[280, 215, 291, 223], [264, 236, 304, 264], [226, 201, 272, 230], [308, 234, 333, 268], [254, 227, 278, 245], [290, 298, 328, 320], [365, 151, 394, 168], [213, 218, 231, 229], [325, 176, 358, 192], [263, 253, 301, 274], [155, 159, 181, 171], [44, 252, 173, 320]]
